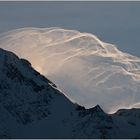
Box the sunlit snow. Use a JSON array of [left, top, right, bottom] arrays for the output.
[[0, 27, 140, 113]]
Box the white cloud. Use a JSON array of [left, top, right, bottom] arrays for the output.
[[0, 27, 140, 113]]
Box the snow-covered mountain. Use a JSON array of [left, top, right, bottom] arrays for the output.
[[0, 27, 140, 113], [0, 48, 140, 138]]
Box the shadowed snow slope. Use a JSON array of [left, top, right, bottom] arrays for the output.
[[0, 48, 115, 138], [1, 48, 140, 138], [0, 27, 140, 113]]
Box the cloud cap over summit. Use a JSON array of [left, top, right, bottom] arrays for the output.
[[0, 27, 140, 113]]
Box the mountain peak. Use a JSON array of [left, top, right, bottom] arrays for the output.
[[76, 104, 106, 118], [91, 105, 104, 113]]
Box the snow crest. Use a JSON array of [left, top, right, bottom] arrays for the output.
[[0, 27, 140, 113]]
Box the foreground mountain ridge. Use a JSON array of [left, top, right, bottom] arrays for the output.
[[0, 48, 140, 138]]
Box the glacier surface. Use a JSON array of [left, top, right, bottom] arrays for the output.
[[0, 27, 140, 113]]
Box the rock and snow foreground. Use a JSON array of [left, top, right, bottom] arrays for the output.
[[0, 48, 140, 138], [0, 27, 140, 113]]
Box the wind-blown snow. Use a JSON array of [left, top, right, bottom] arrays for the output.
[[0, 27, 140, 113]]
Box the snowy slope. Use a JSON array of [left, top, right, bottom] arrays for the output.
[[0, 48, 140, 138], [0, 48, 114, 138], [0, 27, 140, 113]]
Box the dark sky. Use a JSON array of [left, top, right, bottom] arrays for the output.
[[0, 1, 140, 57]]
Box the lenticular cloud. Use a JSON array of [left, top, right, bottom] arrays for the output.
[[0, 27, 140, 113]]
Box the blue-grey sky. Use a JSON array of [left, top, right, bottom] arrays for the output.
[[0, 1, 140, 57]]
